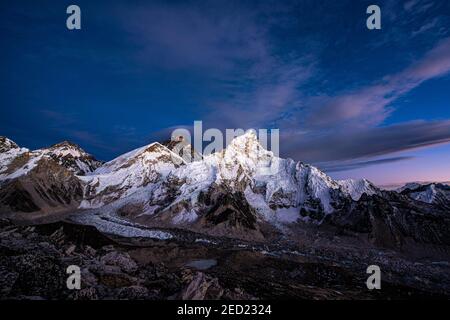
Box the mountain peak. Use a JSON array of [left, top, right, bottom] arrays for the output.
[[50, 140, 82, 150], [0, 136, 19, 153], [399, 182, 450, 209], [229, 130, 259, 146], [41, 140, 97, 161], [337, 178, 379, 201], [224, 130, 267, 158], [162, 138, 202, 162], [214, 130, 276, 182], [32, 140, 103, 175]]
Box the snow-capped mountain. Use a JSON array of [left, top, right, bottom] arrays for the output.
[[398, 182, 450, 210], [0, 132, 384, 225], [80, 142, 185, 208], [337, 178, 378, 201], [0, 137, 20, 153], [1, 133, 449, 245], [38, 141, 103, 175], [0, 138, 102, 181], [0, 137, 102, 215], [73, 131, 383, 240], [0, 137, 29, 178]]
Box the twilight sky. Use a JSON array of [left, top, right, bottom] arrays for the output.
[[1, 0, 450, 185]]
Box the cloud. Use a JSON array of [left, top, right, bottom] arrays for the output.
[[404, 0, 434, 13], [281, 120, 450, 164], [412, 17, 440, 37], [41, 109, 78, 126], [319, 156, 414, 172], [404, 0, 420, 11], [206, 57, 316, 129], [304, 85, 394, 129], [67, 130, 109, 149], [41, 110, 132, 156], [302, 37, 450, 129], [398, 36, 450, 81], [121, 1, 269, 73], [119, 1, 317, 131]]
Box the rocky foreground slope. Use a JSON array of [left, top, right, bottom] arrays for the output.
[[1, 218, 449, 300]]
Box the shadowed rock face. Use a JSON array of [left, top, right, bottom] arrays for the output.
[[400, 183, 450, 211], [0, 138, 101, 217], [45, 141, 103, 175], [0, 180, 40, 213], [326, 191, 450, 248], [202, 189, 260, 237], [0, 157, 84, 216]]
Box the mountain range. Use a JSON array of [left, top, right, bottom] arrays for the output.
[[1, 133, 449, 247]]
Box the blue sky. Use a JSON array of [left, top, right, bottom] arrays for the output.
[[1, 0, 450, 185]]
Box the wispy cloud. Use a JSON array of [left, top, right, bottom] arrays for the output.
[[121, 1, 270, 74], [404, 0, 421, 11], [320, 156, 414, 173], [412, 17, 440, 37], [206, 56, 316, 129], [282, 120, 450, 164], [67, 130, 118, 153], [41, 110, 133, 156], [40, 109, 78, 126], [121, 1, 320, 133], [302, 37, 450, 129], [404, 0, 434, 13]]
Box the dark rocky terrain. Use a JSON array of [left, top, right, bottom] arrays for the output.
[[1, 217, 449, 300]]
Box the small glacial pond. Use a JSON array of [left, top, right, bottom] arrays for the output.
[[184, 259, 217, 270]]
